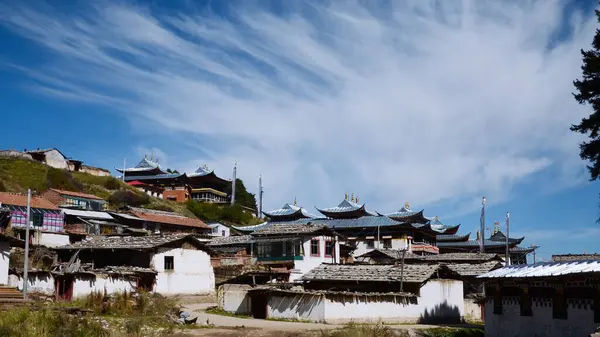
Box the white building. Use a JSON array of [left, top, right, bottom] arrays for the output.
[[220, 263, 464, 323], [208, 222, 230, 237], [48, 233, 215, 299], [0, 234, 25, 286], [479, 260, 600, 337]]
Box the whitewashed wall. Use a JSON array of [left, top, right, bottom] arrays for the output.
[[347, 237, 409, 257], [218, 284, 252, 314], [265, 279, 464, 323], [44, 150, 68, 170], [9, 273, 55, 295], [268, 293, 325, 321], [291, 236, 340, 282], [209, 224, 230, 237], [0, 240, 10, 285], [72, 275, 135, 298], [464, 298, 483, 322], [33, 232, 70, 248], [152, 247, 215, 294], [484, 297, 600, 337]]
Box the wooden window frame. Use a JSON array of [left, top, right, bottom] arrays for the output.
[[310, 239, 320, 257], [325, 240, 335, 258]]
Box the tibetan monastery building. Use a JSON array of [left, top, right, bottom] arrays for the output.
[[116, 157, 230, 203], [234, 196, 532, 263]]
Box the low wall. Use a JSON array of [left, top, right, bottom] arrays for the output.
[[34, 232, 70, 248], [72, 274, 136, 298], [264, 280, 464, 323], [218, 284, 252, 315], [8, 272, 55, 295]]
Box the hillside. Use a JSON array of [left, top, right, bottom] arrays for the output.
[[0, 157, 261, 225]]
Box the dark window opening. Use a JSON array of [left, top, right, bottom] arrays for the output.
[[383, 239, 392, 249], [553, 289, 567, 320], [32, 213, 44, 227], [164, 256, 174, 271], [520, 288, 532, 316], [594, 290, 600, 323], [325, 241, 335, 257], [366, 240, 374, 249], [493, 288, 502, 315], [310, 240, 320, 256]]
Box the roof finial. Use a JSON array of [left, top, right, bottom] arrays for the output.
[[345, 192, 348, 200], [405, 201, 410, 209], [351, 193, 355, 202], [356, 196, 359, 203], [434, 215, 439, 221], [294, 197, 297, 206], [493, 221, 500, 234]]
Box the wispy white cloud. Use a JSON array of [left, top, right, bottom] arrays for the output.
[[0, 0, 595, 213]]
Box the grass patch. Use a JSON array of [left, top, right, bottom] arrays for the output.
[[318, 322, 397, 337], [205, 306, 251, 319], [0, 307, 109, 337], [422, 328, 484, 337]]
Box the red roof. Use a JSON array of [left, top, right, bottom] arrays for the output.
[[127, 181, 147, 186], [0, 192, 59, 210], [129, 208, 209, 229], [50, 189, 105, 201]]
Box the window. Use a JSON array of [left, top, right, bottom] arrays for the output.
[[164, 256, 174, 271], [294, 241, 302, 257], [366, 240, 374, 249], [310, 240, 320, 256], [31, 213, 43, 228], [520, 288, 532, 316], [212, 227, 218, 234], [325, 241, 335, 257], [493, 287, 502, 315], [383, 239, 392, 249], [221, 230, 226, 236], [553, 288, 567, 319]]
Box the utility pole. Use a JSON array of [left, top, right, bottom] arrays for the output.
[[258, 175, 263, 218], [480, 197, 486, 253], [23, 189, 31, 299], [231, 163, 237, 206], [531, 244, 538, 263], [505, 212, 510, 266]]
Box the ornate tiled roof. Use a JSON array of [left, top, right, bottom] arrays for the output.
[[436, 239, 508, 248], [489, 231, 524, 244], [301, 264, 455, 283], [316, 199, 376, 218], [116, 158, 164, 173], [187, 165, 212, 177], [263, 203, 317, 219], [436, 233, 471, 242]]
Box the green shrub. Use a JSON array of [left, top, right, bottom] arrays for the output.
[[0, 308, 108, 337], [108, 190, 150, 207]]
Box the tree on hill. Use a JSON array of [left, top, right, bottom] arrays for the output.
[[224, 178, 257, 210], [573, 8, 600, 180]]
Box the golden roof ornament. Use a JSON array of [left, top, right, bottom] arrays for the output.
[[293, 197, 297, 206], [434, 216, 439, 221], [345, 192, 348, 200], [405, 201, 410, 209], [356, 196, 360, 203], [351, 193, 355, 202]]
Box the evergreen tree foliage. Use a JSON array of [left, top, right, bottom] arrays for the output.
[[572, 9, 600, 180]]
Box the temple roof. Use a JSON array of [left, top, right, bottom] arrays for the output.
[[316, 199, 375, 219], [116, 158, 165, 174], [384, 202, 427, 222], [436, 233, 471, 242], [186, 165, 229, 186], [489, 231, 524, 244], [262, 203, 316, 220], [436, 239, 513, 248]]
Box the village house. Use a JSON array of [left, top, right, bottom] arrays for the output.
[[109, 207, 211, 235], [42, 189, 108, 211], [0, 192, 69, 247], [208, 222, 231, 237], [0, 148, 110, 177], [479, 260, 600, 337], [0, 233, 25, 286], [9, 234, 215, 299], [219, 263, 464, 323]]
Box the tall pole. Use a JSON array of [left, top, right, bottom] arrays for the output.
[[231, 163, 237, 205], [480, 196, 486, 253], [122, 158, 126, 183], [377, 226, 380, 249], [23, 189, 31, 299], [531, 244, 538, 263], [258, 175, 263, 218], [505, 212, 510, 266]]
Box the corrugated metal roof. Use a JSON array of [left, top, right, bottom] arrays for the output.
[[478, 260, 600, 279], [319, 199, 363, 213], [62, 209, 114, 220], [263, 203, 317, 218], [110, 213, 142, 220]]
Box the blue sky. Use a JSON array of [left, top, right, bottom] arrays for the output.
[[1, 0, 599, 261]]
